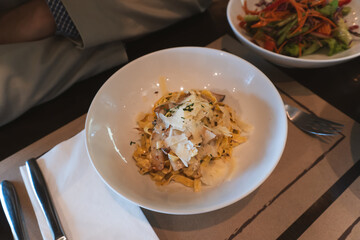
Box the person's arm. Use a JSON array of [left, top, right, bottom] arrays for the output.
[[0, 0, 56, 44], [61, 0, 212, 48]]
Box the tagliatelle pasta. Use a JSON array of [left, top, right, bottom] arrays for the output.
[[132, 89, 251, 192]]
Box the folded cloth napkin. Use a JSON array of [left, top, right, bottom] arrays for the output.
[[20, 130, 159, 240]]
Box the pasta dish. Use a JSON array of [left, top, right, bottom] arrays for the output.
[[132, 90, 250, 191]]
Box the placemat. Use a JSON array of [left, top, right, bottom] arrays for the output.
[[142, 35, 360, 240]]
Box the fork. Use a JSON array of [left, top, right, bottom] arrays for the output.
[[284, 104, 344, 136]]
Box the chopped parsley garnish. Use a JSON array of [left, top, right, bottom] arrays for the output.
[[165, 109, 175, 117], [175, 103, 183, 109], [130, 141, 136, 146], [183, 103, 194, 112]]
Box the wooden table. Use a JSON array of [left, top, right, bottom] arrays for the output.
[[1, 0, 360, 239]]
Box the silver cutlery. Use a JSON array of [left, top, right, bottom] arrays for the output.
[[26, 158, 67, 240], [0, 180, 28, 240], [285, 104, 343, 136]]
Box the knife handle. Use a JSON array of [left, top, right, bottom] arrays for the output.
[[26, 158, 67, 240], [0, 180, 27, 240]]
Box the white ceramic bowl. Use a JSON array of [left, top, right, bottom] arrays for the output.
[[227, 0, 360, 68], [85, 47, 287, 214]]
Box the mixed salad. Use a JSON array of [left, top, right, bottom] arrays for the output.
[[238, 0, 359, 57]]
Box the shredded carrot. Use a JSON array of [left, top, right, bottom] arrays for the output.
[[310, 0, 326, 7], [252, 7, 290, 28], [298, 43, 304, 57], [290, 11, 309, 35], [303, 22, 325, 35], [277, 40, 288, 53], [251, 15, 283, 28], [243, 0, 259, 15], [251, 20, 272, 28], [317, 22, 332, 36], [264, 34, 278, 52], [267, 10, 291, 19], [237, 15, 244, 21], [308, 10, 337, 27], [289, 0, 307, 23]]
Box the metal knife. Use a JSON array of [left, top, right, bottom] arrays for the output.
[[0, 180, 27, 240], [26, 158, 67, 240]]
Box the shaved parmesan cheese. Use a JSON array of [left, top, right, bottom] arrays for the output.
[[215, 126, 232, 137], [158, 110, 185, 131], [167, 153, 184, 171], [204, 125, 232, 137], [203, 129, 216, 144], [170, 140, 198, 167], [185, 122, 203, 145], [164, 133, 187, 146], [155, 141, 164, 149]]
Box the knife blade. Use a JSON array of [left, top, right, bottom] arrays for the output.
[[0, 180, 27, 240], [26, 158, 67, 240]]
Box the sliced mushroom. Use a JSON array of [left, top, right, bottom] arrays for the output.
[[211, 91, 225, 102]]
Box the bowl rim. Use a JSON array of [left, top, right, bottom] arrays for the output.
[[226, 0, 360, 64], [85, 46, 288, 214]]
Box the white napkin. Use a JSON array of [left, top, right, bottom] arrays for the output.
[[20, 130, 159, 240]]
